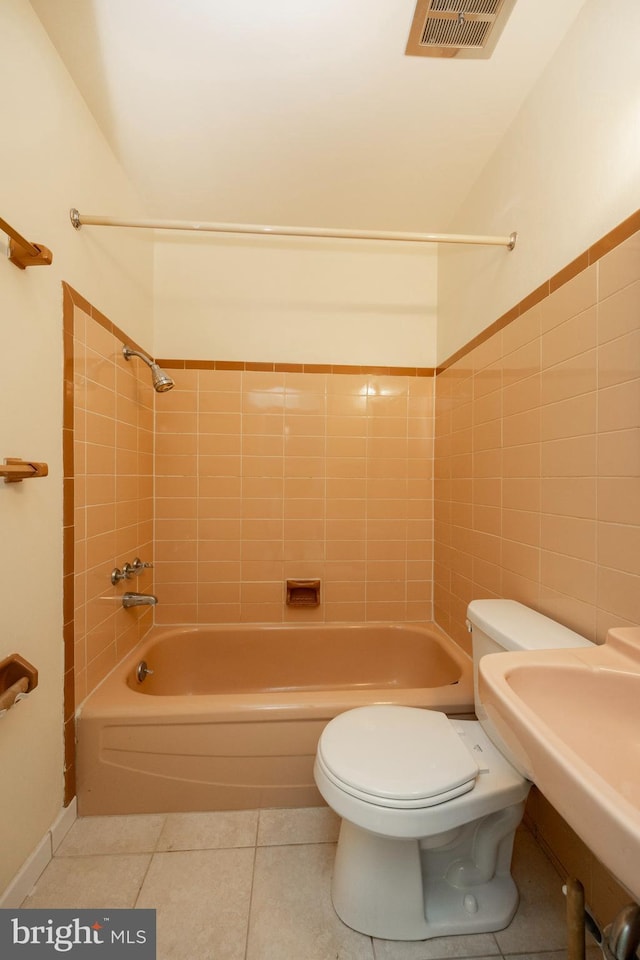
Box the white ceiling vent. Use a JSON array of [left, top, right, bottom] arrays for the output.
[[406, 0, 517, 59]]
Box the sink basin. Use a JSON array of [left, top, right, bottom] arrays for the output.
[[479, 626, 640, 904]]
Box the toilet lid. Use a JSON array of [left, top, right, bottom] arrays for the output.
[[317, 706, 479, 808]]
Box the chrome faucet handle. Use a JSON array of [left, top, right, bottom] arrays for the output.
[[131, 557, 154, 574], [111, 565, 134, 585]]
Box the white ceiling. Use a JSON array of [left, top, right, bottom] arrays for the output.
[[30, 0, 587, 233]]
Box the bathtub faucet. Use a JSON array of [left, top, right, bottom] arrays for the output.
[[122, 592, 158, 609]]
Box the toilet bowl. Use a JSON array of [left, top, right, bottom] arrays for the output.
[[314, 706, 529, 940], [314, 600, 593, 941]]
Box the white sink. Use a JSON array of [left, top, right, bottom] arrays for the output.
[[479, 626, 640, 903]]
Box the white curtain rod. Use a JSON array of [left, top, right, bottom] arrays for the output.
[[69, 208, 517, 249]]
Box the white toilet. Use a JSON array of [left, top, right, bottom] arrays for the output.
[[314, 600, 592, 941]]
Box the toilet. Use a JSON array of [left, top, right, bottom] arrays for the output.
[[314, 600, 593, 941]]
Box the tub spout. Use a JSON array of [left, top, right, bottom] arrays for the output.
[[122, 592, 157, 609]]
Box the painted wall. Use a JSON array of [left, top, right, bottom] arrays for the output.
[[153, 234, 438, 367], [437, 0, 640, 364], [0, 0, 153, 896]]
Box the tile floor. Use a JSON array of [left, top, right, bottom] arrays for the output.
[[22, 807, 595, 960]]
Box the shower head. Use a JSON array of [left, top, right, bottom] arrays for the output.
[[149, 364, 175, 393], [122, 345, 175, 393]]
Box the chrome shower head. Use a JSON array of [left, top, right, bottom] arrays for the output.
[[122, 345, 175, 393], [149, 363, 175, 393]]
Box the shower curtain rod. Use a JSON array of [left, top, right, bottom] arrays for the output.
[[69, 209, 517, 249]]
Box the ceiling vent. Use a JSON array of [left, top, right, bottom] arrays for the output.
[[406, 0, 517, 59]]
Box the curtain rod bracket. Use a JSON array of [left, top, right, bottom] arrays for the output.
[[69, 207, 517, 250]]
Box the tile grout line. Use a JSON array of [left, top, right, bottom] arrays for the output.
[[242, 811, 262, 960], [131, 813, 167, 909]]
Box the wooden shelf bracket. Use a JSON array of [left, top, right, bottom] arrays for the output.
[[0, 653, 38, 716], [1, 216, 53, 270], [1, 458, 49, 483]]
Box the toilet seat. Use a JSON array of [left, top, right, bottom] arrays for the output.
[[317, 706, 479, 809]]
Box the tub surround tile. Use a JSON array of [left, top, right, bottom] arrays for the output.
[[70, 298, 154, 708], [154, 366, 434, 626]]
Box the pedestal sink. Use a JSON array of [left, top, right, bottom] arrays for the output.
[[478, 626, 640, 904]]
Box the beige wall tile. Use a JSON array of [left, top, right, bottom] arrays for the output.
[[541, 306, 597, 367], [597, 565, 640, 625], [502, 509, 540, 547], [541, 350, 598, 405], [541, 435, 596, 478], [540, 392, 596, 441], [541, 551, 597, 605], [598, 522, 640, 576], [598, 330, 640, 389], [598, 428, 640, 476], [541, 514, 596, 562], [598, 233, 640, 300], [598, 278, 640, 343], [540, 264, 597, 332], [598, 379, 640, 432], [435, 227, 640, 649], [598, 478, 640, 525]]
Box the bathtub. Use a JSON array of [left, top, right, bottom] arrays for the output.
[[76, 622, 473, 816]]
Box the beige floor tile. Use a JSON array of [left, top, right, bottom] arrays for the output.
[[56, 814, 166, 856], [493, 829, 567, 954], [373, 936, 499, 959], [247, 843, 374, 960], [257, 805, 340, 846], [156, 810, 258, 851], [135, 848, 254, 960], [22, 855, 151, 908]]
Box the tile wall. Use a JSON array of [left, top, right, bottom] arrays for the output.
[[434, 222, 640, 652], [65, 287, 156, 714], [153, 369, 434, 625]]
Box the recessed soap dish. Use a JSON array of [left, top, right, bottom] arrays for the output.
[[286, 579, 321, 607]]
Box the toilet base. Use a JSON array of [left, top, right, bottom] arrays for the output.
[[331, 803, 525, 941]]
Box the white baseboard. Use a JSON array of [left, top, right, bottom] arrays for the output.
[[0, 798, 77, 908], [50, 797, 77, 853]]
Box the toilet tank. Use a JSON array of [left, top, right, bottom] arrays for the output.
[[466, 599, 592, 713], [467, 600, 593, 772]]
